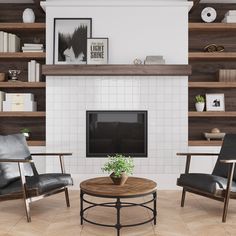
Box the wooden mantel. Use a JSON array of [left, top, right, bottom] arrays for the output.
[[42, 65, 192, 76]]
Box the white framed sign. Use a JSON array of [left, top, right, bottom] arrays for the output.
[[87, 38, 108, 64]]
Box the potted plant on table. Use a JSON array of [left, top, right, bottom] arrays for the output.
[[102, 154, 134, 186], [195, 95, 205, 112]]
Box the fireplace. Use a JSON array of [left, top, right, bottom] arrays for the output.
[[86, 111, 148, 157]]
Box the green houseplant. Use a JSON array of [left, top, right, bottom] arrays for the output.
[[195, 95, 205, 112], [102, 154, 134, 185]]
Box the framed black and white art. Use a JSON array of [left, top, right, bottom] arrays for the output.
[[206, 93, 225, 111], [53, 18, 92, 64], [87, 38, 108, 64]]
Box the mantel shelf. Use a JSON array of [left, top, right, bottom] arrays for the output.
[[42, 65, 192, 76], [189, 111, 236, 117]]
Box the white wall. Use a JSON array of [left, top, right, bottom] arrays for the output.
[[43, 0, 191, 189]]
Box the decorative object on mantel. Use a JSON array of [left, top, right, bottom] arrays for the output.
[[218, 69, 236, 82], [204, 44, 225, 53], [195, 95, 205, 112], [8, 70, 21, 81], [222, 10, 236, 23], [53, 18, 92, 64], [20, 128, 31, 140], [22, 8, 35, 23], [102, 154, 134, 186], [133, 58, 142, 65], [206, 93, 225, 112], [204, 128, 225, 141], [144, 56, 165, 65], [201, 7, 217, 23], [87, 38, 108, 64], [0, 73, 5, 82]]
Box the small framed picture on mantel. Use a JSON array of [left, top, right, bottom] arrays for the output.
[[206, 93, 225, 112], [87, 38, 109, 64]]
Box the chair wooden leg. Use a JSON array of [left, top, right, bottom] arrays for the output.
[[64, 187, 70, 207], [181, 188, 186, 207], [23, 198, 31, 222], [222, 162, 235, 223]]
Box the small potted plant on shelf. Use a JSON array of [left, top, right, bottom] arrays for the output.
[[102, 154, 134, 186], [195, 95, 205, 112], [20, 128, 31, 140]]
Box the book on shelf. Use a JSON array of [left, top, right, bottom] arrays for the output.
[[22, 43, 44, 53], [28, 60, 41, 82], [0, 31, 20, 53], [225, 10, 236, 17]]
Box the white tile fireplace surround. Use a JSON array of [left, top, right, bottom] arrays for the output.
[[46, 76, 188, 189], [42, 0, 192, 189]]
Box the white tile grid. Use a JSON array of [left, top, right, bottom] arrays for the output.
[[46, 76, 188, 177]]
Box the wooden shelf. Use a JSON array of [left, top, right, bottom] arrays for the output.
[[0, 23, 45, 31], [189, 23, 236, 31], [0, 82, 46, 88], [0, 112, 46, 117], [189, 111, 236, 117], [189, 82, 236, 88], [0, 52, 45, 59], [27, 140, 46, 146], [189, 140, 222, 146], [189, 52, 236, 61], [42, 64, 192, 76]]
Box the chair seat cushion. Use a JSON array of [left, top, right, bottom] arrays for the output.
[[177, 173, 236, 194], [0, 173, 73, 196]]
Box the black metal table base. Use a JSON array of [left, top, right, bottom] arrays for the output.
[[80, 190, 157, 236]]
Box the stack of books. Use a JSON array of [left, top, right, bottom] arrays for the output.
[[3, 93, 37, 112], [222, 10, 236, 23], [22, 43, 44, 53], [28, 60, 41, 82], [144, 56, 165, 65], [0, 32, 20, 52], [218, 69, 236, 82]]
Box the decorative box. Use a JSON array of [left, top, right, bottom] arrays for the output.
[[5, 93, 34, 103], [3, 101, 37, 112]]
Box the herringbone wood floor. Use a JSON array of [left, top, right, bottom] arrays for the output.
[[0, 190, 236, 236]]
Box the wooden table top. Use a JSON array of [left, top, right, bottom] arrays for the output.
[[80, 177, 157, 197]]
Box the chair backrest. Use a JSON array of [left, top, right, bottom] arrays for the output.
[[212, 134, 236, 181], [0, 134, 37, 188]]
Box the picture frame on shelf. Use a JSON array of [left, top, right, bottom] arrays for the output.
[[206, 93, 225, 112], [87, 38, 108, 64], [53, 18, 92, 64]]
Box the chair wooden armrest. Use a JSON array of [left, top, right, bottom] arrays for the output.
[[177, 153, 219, 156], [220, 159, 236, 164], [177, 153, 219, 175], [0, 159, 33, 163], [30, 153, 72, 156], [31, 153, 72, 174]]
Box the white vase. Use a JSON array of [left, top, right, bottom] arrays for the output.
[[195, 102, 205, 112], [22, 8, 35, 23]]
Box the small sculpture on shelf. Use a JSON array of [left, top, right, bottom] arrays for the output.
[[8, 70, 21, 81], [204, 128, 225, 141], [22, 8, 35, 23]]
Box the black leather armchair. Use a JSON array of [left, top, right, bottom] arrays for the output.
[[0, 134, 73, 222], [177, 134, 236, 222]]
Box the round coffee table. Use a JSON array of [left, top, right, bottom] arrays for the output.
[[80, 177, 157, 236]]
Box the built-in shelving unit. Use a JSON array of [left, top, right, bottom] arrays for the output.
[[189, 82, 236, 88], [0, 112, 46, 117], [0, 3, 46, 146], [0, 82, 46, 88], [188, 4, 236, 147]]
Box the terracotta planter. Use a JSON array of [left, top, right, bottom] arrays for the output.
[[110, 172, 128, 185]]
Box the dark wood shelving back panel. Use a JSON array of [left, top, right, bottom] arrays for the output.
[[189, 88, 236, 112], [189, 117, 236, 140], [0, 4, 45, 23], [0, 88, 45, 111], [189, 4, 236, 23], [0, 117, 45, 140]]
